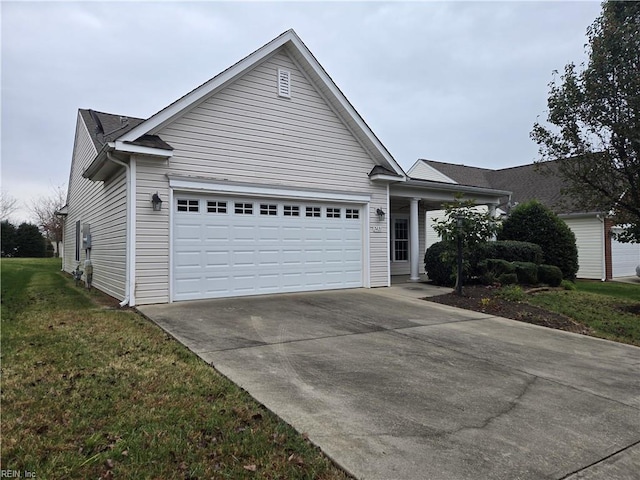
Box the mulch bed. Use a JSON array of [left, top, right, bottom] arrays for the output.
[[428, 285, 594, 335]]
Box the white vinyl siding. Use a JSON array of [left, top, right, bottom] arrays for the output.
[[142, 49, 388, 299], [135, 157, 170, 305], [63, 113, 127, 300], [408, 161, 457, 183], [564, 217, 605, 280]]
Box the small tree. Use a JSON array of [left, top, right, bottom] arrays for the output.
[[429, 196, 501, 288], [15, 222, 47, 258], [31, 185, 66, 257], [498, 200, 579, 280]]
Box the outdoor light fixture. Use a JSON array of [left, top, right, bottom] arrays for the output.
[[376, 208, 386, 221], [151, 192, 163, 211]]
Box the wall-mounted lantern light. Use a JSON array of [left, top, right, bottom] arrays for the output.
[[376, 208, 386, 221], [151, 192, 163, 211]]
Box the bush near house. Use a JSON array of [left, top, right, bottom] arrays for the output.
[[513, 261, 539, 285], [538, 264, 563, 287], [498, 200, 579, 280], [424, 241, 455, 287], [473, 240, 544, 267]]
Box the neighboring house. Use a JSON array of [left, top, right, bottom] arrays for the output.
[[410, 159, 640, 280], [60, 30, 508, 306]]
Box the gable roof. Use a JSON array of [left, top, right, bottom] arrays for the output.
[[79, 109, 172, 152], [115, 29, 405, 178], [420, 159, 585, 214]]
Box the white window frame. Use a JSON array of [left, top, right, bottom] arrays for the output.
[[391, 216, 410, 263]]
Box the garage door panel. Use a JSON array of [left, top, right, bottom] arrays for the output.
[[173, 195, 363, 301]]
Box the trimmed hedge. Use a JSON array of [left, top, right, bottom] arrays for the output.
[[474, 240, 543, 266], [424, 241, 455, 286], [498, 273, 518, 285], [538, 264, 563, 287], [513, 261, 538, 285]]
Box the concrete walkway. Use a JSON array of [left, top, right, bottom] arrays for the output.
[[139, 289, 640, 480]]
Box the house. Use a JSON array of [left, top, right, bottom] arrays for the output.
[[409, 159, 640, 280], [60, 30, 508, 306]]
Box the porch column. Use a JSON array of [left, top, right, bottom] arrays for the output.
[[488, 204, 497, 240], [409, 197, 420, 282]]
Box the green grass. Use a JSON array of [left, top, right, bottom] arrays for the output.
[[527, 280, 640, 346], [1, 258, 350, 479], [575, 279, 640, 301]]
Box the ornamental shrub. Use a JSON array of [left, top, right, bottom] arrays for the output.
[[538, 264, 563, 287], [497, 273, 518, 285], [512, 261, 538, 285], [424, 241, 455, 287], [474, 240, 544, 266], [477, 258, 515, 284], [498, 200, 578, 280]]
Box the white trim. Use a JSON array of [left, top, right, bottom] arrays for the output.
[[113, 141, 173, 158], [364, 201, 371, 288], [168, 177, 371, 204], [386, 183, 391, 286], [169, 187, 175, 302], [370, 173, 404, 182], [129, 157, 137, 307]]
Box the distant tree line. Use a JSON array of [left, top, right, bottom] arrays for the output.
[[1, 220, 52, 258]]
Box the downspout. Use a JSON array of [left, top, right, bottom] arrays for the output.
[[596, 214, 606, 282], [106, 152, 136, 306]]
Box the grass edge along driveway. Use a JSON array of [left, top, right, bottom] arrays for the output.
[[1, 258, 351, 480]]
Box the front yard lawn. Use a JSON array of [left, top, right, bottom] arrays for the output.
[[1, 258, 350, 479], [430, 280, 640, 346]]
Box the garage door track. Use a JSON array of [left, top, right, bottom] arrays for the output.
[[139, 289, 640, 480]]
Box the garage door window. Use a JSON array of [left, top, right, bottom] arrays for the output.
[[346, 208, 359, 219], [235, 202, 253, 214], [306, 206, 321, 217], [177, 199, 199, 212], [284, 205, 300, 216], [207, 201, 227, 213], [260, 204, 278, 216], [327, 207, 341, 218]]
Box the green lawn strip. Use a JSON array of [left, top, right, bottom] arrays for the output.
[[2, 259, 350, 479], [527, 289, 640, 346], [575, 279, 640, 301]]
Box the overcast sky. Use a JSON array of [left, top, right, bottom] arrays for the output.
[[1, 0, 602, 223]]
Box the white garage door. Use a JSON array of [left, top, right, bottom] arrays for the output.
[[611, 233, 640, 277], [173, 195, 364, 301]]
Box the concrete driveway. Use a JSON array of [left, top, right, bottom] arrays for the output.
[[139, 289, 640, 480]]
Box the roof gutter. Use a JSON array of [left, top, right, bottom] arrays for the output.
[[106, 152, 136, 307]]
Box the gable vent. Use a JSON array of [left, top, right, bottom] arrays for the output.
[[277, 68, 291, 98]]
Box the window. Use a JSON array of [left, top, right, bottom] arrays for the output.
[[326, 207, 341, 218], [305, 206, 321, 217], [277, 68, 291, 98], [75, 220, 81, 262], [284, 205, 300, 216], [346, 208, 359, 219], [235, 202, 253, 214], [177, 199, 199, 212], [260, 204, 278, 216], [392, 218, 409, 262], [207, 201, 227, 213]]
